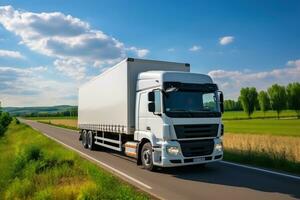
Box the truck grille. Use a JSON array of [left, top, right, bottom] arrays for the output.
[[179, 139, 214, 157], [174, 124, 218, 139]]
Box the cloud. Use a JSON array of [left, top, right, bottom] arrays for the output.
[[0, 5, 148, 79], [54, 58, 86, 80], [0, 65, 77, 106], [0, 49, 25, 59], [189, 45, 202, 52], [208, 59, 300, 99], [126, 47, 149, 58], [219, 36, 234, 45]]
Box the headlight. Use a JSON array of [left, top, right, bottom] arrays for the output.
[[166, 146, 180, 155], [215, 143, 223, 152]]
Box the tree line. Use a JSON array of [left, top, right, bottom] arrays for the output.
[[224, 82, 300, 119]]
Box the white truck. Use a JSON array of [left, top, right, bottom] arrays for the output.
[[78, 58, 224, 171]]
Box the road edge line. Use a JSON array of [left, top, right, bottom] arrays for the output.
[[221, 161, 300, 180]]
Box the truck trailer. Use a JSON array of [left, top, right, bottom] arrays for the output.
[[78, 58, 224, 170]]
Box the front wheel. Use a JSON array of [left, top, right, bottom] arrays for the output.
[[141, 142, 155, 171]]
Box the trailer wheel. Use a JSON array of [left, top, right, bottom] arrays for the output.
[[87, 131, 95, 150], [141, 142, 155, 171], [82, 130, 88, 148]]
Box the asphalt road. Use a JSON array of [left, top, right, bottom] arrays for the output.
[[22, 120, 300, 200]]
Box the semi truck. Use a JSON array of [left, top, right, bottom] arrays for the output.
[[78, 58, 224, 171]]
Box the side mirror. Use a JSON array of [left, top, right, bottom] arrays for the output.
[[148, 102, 155, 112], [148, 91, 155, 102], [219, 92, 224, 113]]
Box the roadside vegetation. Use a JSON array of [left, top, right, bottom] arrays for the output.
[[0, 120, 150, 200]]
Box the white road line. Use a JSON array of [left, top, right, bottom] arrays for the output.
[[221, 161, 300, 180], [32, 127, 152, 190]]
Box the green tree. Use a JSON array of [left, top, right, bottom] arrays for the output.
[[258, 91, 270, 117], [239, 87, 258, 118], [286, 82, 300, 118], [268, 84, 286, 119]]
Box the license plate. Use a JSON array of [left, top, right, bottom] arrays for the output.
[[194, 157, 205, 162]]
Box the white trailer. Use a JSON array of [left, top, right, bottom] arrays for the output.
[[78, 58, 224, 170]]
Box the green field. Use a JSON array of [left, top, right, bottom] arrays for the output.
[[223, 110, 297, 120], [0, 121, 149, 200], [223, 119, 300, 136]]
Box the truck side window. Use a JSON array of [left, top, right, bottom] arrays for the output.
[[154, 90, 161, 113]]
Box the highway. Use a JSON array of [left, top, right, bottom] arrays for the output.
[[23, 120, 300, 200]]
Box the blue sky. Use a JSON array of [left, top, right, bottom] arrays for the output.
[[0, 0, 300, 106]]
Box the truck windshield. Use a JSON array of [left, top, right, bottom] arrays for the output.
[[164, 91, 220, 117]]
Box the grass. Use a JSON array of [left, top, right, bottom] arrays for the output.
[[0, 120, 150, 200], [223, 110, 297, 120], [223, 133, 300, 175], [223, 119, 300, 137]]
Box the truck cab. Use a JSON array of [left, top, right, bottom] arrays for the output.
[[134, 71, 224, 170]]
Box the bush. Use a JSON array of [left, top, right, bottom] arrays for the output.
[[0, 112, 12, 137]]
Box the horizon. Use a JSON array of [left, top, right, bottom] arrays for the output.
[[0, 1, 300, 107]]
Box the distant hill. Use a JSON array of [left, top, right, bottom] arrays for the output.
[[2, 105, 77, 117]]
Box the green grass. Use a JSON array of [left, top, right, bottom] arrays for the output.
[[223, 119, 300, 136], [0, 120, 150, 200], [223, 110, 297, 120], [224, 149, 300, 175]]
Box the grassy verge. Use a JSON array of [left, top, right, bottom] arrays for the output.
[[223, 119, 300, 136], [0, 120, 150, 200], [223, 110, 297, 120], [224, 150, 300, 175]]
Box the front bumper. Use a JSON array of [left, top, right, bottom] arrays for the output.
[[153, 138, 223, 167]]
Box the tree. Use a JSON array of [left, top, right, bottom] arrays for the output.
[[268, 84, 286, 119], [258, 91, 270, 117], [239, 87, 258, 118], [286, 82, 300, 118]]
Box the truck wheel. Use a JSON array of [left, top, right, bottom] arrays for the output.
[[141, 142, 155, 171], [82, 130, 88, 148], [87, 131, 95, 150]]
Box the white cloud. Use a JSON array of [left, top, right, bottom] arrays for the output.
[[167, 48, 175, 52], [189, 45, 202, 52], [126, 47, 149, 58], [54, 58, 86, 80], [0, 66, 77, 106], [219, 36, 234, 45], [0, 5, 148, 79], [0, 49, 25, 59], [208, 59, 300, 99]]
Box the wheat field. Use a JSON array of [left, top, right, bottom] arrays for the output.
[[224, 133, 300, 162]]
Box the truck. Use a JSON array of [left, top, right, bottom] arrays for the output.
[[78, 58, 224, 171]]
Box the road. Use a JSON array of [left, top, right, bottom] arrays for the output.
[[23, 120, 300, 200]]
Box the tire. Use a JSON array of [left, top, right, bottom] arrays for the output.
[[141, 142, 155, 171], [82, 130, 88, 149], [87, 131, 95, 150]]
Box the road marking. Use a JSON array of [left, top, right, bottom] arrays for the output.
[[221, 161, 300, 180], [31, 126, 152, 190]]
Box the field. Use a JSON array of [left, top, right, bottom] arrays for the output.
[[0, 120, 149, 200], [37, 118, 78, 130], [222, 110, 297, 120], [223, 119, 300, 136]]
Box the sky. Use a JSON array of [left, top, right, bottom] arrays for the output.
[[0, 0, 299, 106]]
